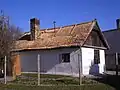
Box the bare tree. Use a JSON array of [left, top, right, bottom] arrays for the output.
[[0, 11, 22, 75]]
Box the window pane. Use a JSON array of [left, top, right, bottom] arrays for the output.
[[118, 54, 120, 65], [94, 50, 100, 64], [61, 53, 70, 63]]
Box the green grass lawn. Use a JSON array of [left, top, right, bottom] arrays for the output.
[[0, 84, 115, 90], [8, 73, 99, 85], [5, 73, 119, 90]]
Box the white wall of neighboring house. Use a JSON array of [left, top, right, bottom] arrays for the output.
[[81, 47, 105, 75]]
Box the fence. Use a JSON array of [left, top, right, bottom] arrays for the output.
[[5, 53, 102, 86], [0, 56, 8, 84], [11, 54, 83, 86], [1, 54, 120, 90]]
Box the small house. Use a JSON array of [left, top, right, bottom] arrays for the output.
[[12, 18, 109, 76]]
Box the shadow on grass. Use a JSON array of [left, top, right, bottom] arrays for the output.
[[92, 74, 120, 90]]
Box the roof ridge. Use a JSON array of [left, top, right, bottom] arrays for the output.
[[41, 20, 94, 30], [21, 20, 95, 36]]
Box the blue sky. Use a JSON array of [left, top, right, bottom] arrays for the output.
[[0, 0, 120, 32]]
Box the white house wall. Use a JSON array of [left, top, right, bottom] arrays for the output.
[[19, 47, 81, 76], [19, 47, 105, 76], [81, 47, 94, 75], [99, 50, 105, 73], [81, 47, 105, 75]]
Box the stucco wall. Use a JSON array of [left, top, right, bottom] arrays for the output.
[[99, 50, 105, 73], [81, 47, 105, 75], [19, 47, 105, 76], [19, 47, 81, 76]]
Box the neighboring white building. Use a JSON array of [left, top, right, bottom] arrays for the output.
[[12, 18, 109, 77]]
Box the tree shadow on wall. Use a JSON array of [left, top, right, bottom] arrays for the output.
[[89, 61, 99, 76]]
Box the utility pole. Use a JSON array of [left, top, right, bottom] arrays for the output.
[[115, 52, 118, 76], [78, 54, 82, 85], [4, 56, 7, 84], [38, 54, 40, 86]]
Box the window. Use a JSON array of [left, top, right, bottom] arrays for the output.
[[118, 54, 120, 65], [94, 50, 100, 64], [61, 53, 70, 63]]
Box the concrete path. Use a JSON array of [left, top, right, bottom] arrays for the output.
[[0, 76, 13, 82], [105, 71, 120, 75]]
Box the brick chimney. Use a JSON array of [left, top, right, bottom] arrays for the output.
[[30, 18, 40, 40], [116, 19, 120, 30]]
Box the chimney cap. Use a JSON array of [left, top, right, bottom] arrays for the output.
[[116, 18, 120, 20], [116, 19, 120, 29], [30, 18, 40, 25]]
